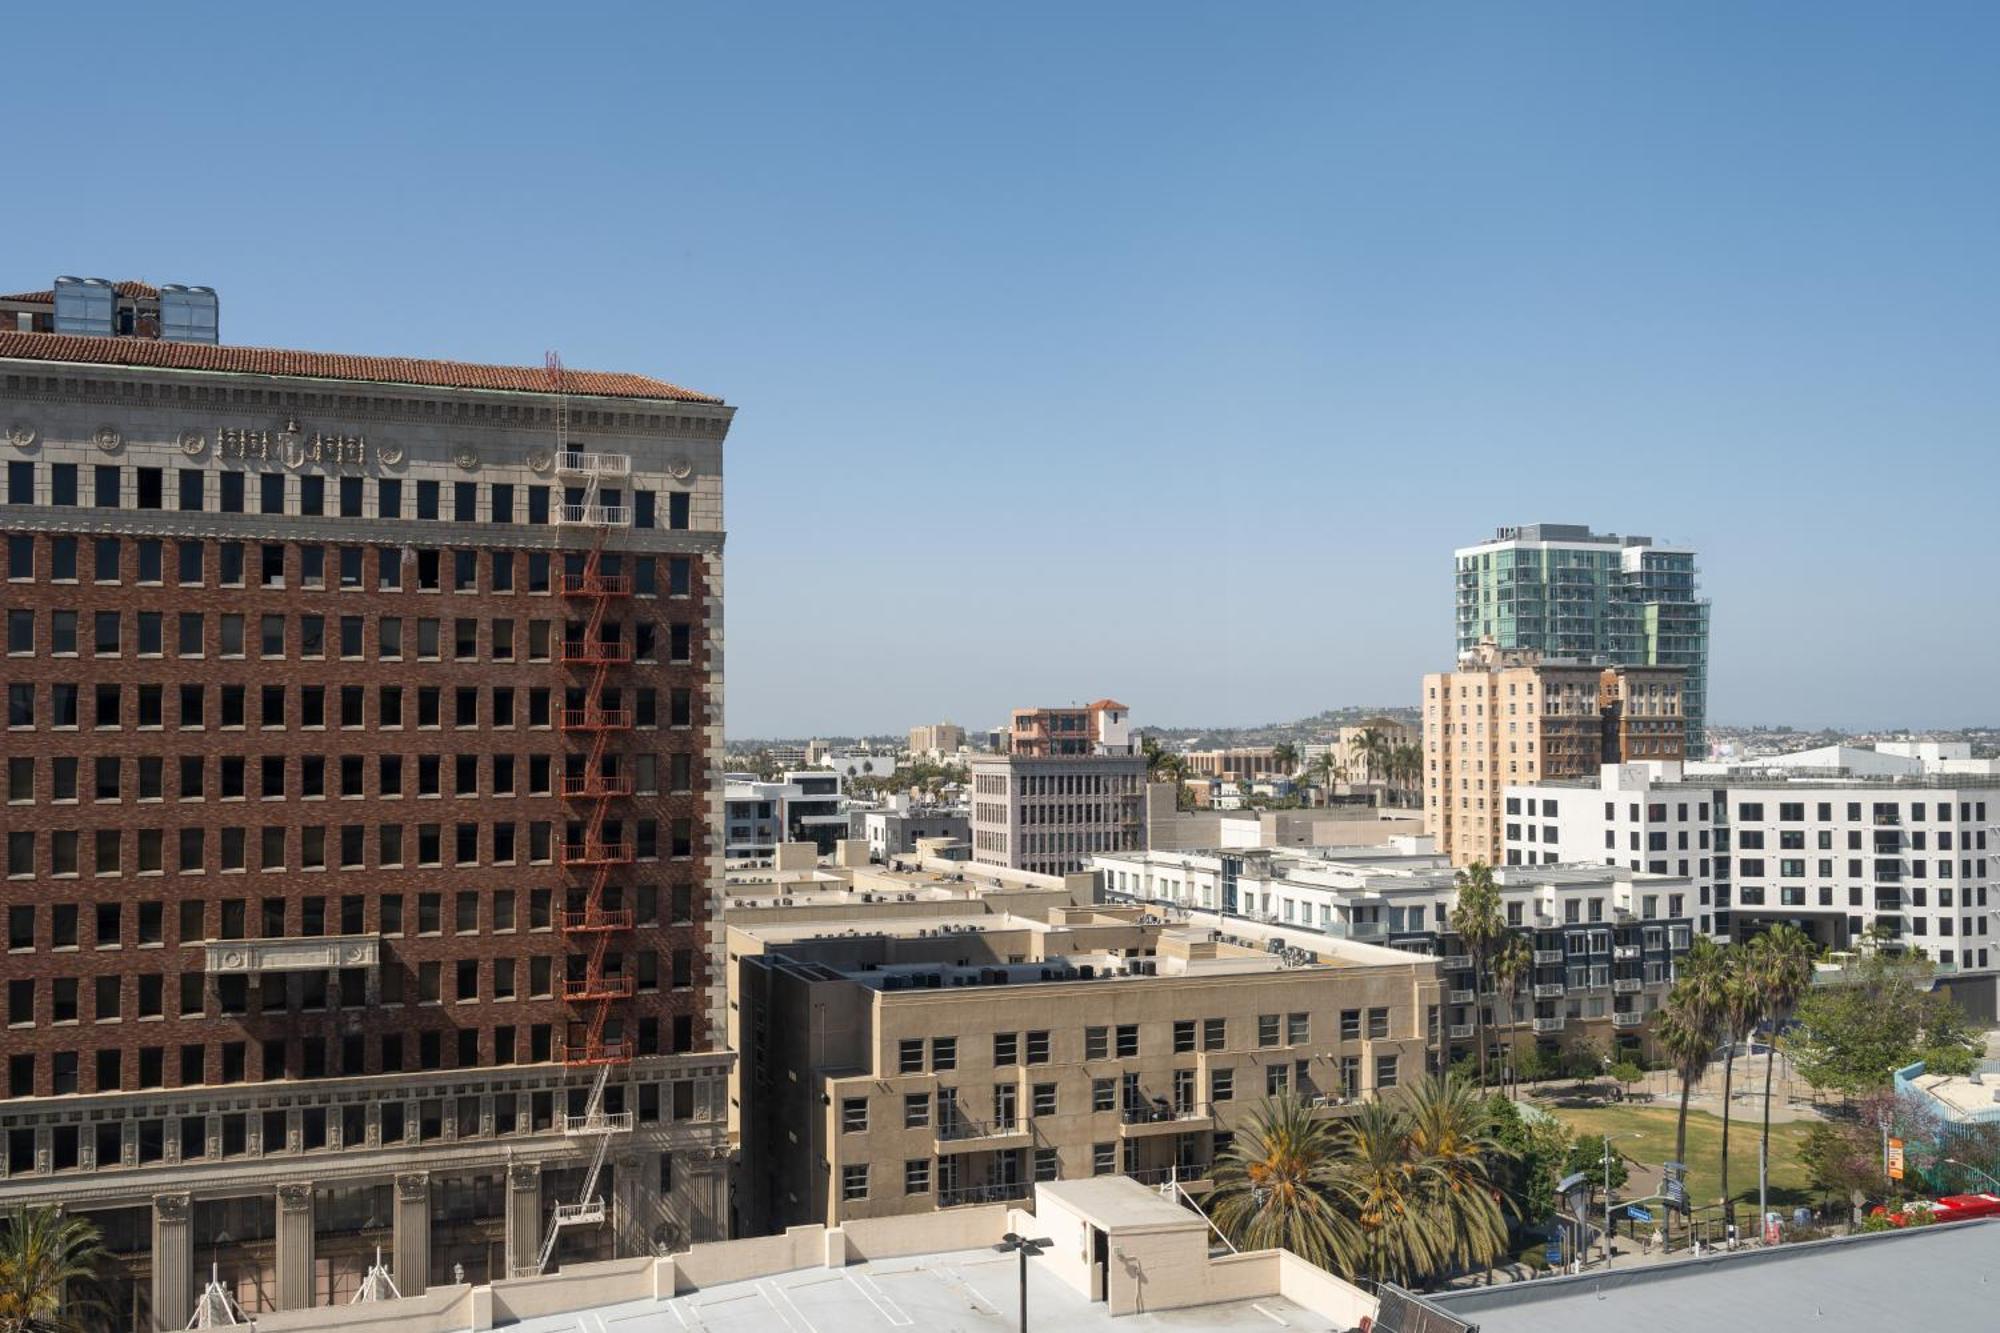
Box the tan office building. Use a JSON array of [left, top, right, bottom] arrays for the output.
[[1423, 640, 1684, 867], [731, 907, 1438, 1233]]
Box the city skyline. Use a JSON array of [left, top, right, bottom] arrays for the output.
[[11, 4, 2000, 738]]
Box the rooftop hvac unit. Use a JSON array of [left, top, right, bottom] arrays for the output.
[[159, 284, 219, 344], [53, 276, 116, 336]]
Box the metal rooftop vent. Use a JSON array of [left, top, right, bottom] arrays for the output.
[[159, 284, 220, 344], [52, 276, 115, 335]]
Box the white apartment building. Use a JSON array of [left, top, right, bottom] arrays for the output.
[[1093, 847, 1701, 1062], [723, 770, 851, 863], [1507, 756, 1998, 971]]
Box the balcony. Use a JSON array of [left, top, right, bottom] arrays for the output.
[[558, 708, 632, 733], [935, 1117, 1034, 1146], [560, 1109, 636, 1135], [560, 638, 634, 665], [203, 934, 379, 975], [1533, 949, 1564, 965], [938, 1182, 1032, 1208], [561, 771, 636, 798], [561, 909, 634, 934], [1120, 1102, 1215, 1136], [556, 1039, 629, 1067], [1532, 1017, 1566, 1034], [555, 502, 633, 528], [549, 1199, 607, 1227], [561, 974, 635, 1002], [1448, 1023, 1475, 1040], [1612, 1012, 1644, 1029], [1532, 983, 1565, 1000], [1448, 988, 1475, 1005], [1873, 812, 1902, 827], [559, 571, 632, 598], [1614, 945, 1641, 961], [558, 840, 634, 867], [1613, 978, 1643, 994], [556, 449, 633, 479], [1441, 954, 1471, 970]]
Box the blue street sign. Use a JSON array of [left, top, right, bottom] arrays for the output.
[[1626, 1205, 1653, 1224], [1544, 1242, 1562, 1265]]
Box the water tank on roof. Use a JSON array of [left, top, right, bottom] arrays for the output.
[[159, 285, 219, 344], [53, 276, 116, 336]]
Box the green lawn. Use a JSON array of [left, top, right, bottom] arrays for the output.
[[1548, 1100, 1820, 1212]]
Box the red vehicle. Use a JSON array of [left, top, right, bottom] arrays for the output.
[[1870, 1192, 2000, 1226]]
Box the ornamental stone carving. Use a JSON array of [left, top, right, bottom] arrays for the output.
[[395, 1171, 430, 1202], [92, 425, 122, 453], [179, 429, 207, 457], [377, 440, 406, 467], [155, 1192, 193, 1224], [5, 423, 34, 450], [525, 447, 554, 474], [666, 457, 693, 480], [452, 444, 479, 471], [508, 1160, 540, 1191], [278, 1182, 313, 1213]]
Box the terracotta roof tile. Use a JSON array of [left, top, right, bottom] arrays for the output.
[[0, 330, 722, 404], [0, 280, 160, 303], [0, 289, 53, 303]]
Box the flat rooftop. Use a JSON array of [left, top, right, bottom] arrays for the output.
[[1421, 1219, 1999, 1333], [500, 1245, 1343, 1333]]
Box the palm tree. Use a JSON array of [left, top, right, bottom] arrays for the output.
[[0, 1208, 107, 1333], [1140, 734, 1168, 780], [1714, 946, 1761, 1226], [1272, 741, 1299, 777], [1490, 931, 1533, 1090], [1350, 729, 1389, 788], [1401, 1074, 1514, 1278], [1656, 937, 1727, 1240], [1747, 924, 1817, 1198], [1340, 1098, 1437, 1287], [1207, 1096, 1362, 1274], [1390, 742, 1424, 807], [1449, 863, 1506, 1087]]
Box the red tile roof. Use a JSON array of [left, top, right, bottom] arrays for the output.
[[0, 330, 721, 403], [1088, 699, 1129, 711], [0, 280, 159, 303]]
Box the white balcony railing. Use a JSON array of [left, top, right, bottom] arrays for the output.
[[556, 450, 632, 478]]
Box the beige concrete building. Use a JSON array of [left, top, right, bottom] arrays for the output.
[[906, 722, 965, 757], [1335, 718, 1419, 784], [1180, 747, 1282, 780], [970, 754, 1146, 875], [730, 905, 1438, 1234], [1424, 640, 1685, 867]]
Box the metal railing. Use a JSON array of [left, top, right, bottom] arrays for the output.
[[1121, 1100, 1212, 1126], [938, 1182, 1032, 1207], [556, 450, 632, 478]]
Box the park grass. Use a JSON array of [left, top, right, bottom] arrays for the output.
[[1550, 1100, 1820, 1212]]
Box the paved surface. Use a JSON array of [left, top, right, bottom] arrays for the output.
[[503, 1247, 1344, 1332]]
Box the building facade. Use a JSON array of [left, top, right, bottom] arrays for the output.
[[969, 753, 1146, 875], [1094, 848, 1699, 1067], [907, 723, 965, 757], [1506, 760, 1998, 965], [1422, 641, 1685, 867], [0, 299, 731, 1326], [732, 908, 1436, 1233], [1455, 523, 1709, 752], [1006, 699, 1132, 757]]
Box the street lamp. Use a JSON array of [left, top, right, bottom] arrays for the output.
[[993, 1233, 1053, 1333], [1944, 1158, 2000, 1193], [1602, 1133, 1643, 1267]]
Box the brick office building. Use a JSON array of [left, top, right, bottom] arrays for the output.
[[0, 281, 734, 1328]]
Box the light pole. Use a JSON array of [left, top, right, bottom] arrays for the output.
[[1602, 1133, 1643, 1267], [1944, 1157, 2000, 1192], [993, 1232, 1052, 1332]]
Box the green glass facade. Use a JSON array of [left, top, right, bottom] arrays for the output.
[[1455, 525, 1708, 750]]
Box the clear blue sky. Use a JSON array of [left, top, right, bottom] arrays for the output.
[[12, 3, 1998, 736]]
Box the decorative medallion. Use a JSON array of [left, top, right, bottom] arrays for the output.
[[667, 456, 693, 480], [377, 440, 406, 467], [452, 444, 479, 471], [178, 429, 207, 458], [92, 425, 122, 453], [525, 446, 554, 474], [5, 423, 34, 450], [220, 950, 246, 970]]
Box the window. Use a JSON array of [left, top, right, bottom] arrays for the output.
[[898, 1039, 923, 1073], [903, 1092, 929, 1127], [1258, 1014, 1280, 1047], [1367, 1007, 1389, 1039], [993, 1031, 1018, 1066], [1114, 1024, 1138, 1057], [841, 1097, 868, 1133], [1032, 1083, 1057, 1116], [840, 1164, 868, 1202], [1287, 1012, 1309, 1045], [1375, 1054, 1399, 1089], [1091, 1078, 1115, 1112], [931, 1036, 956, 1070], [1173, 1019, 1196, 1053], [904, 1159, 930, 1195], [1084, 1026, 1108, 1060], [1025, 1029, 1050, 1064], [1210, 1067, 1234, 1101]]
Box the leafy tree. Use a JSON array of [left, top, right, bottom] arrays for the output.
[[1486, 1095, 1570, 1226], [1609, 1061, 1645, 1096], [0, 1208, 107, 1333], [1799, 1119, 1882, 1208], [1565, 1133, 1630, 1195], [1449, 863, 1506, 1087], [1788, 953, 1981, 1094]]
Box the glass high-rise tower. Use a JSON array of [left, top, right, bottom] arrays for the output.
[[1454, 524, 1710, 752]]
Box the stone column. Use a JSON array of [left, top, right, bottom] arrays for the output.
[[151, 1192, 193, 1332], [686, 1146, 730, 1244], [275, 1182, 315, 1310], [392, 1171, 430, 1296], [610, 1153, 648, 1258], [504, 1161, 542, 1278]]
